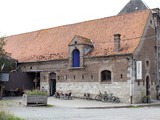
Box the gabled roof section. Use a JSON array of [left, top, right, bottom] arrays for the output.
[[4, 10, 151, 62], [119, 0, 149, 15], [69, 35, 93, 46]]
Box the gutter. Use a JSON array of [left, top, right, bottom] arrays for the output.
[[18, 53, 132, 64]]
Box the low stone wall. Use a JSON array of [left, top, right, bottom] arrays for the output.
[[56, 82, 130, 103]]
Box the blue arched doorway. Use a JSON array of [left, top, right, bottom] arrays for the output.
[[72, 49, 80, 67]]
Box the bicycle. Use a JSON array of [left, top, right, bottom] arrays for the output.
[[95, 91, 108, 101], [107, 93, 120, 103]]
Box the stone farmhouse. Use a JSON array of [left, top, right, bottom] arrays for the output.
[[3, 0, 160, 103]]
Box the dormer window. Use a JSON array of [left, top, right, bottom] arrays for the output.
[[68, 35, 94, 69], [72, 49, 80, 67]]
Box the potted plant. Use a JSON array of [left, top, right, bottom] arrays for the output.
[[24, 90, 48, 106], [142, 96, 151, 103]]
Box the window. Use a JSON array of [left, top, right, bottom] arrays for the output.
[[64, 75, 68, 80], [72, 49, 80, 67], [101, 70, 111, 82], [82, 75, 84, 79], [121, 74, 123, 79], [91, 75, 93, 79], [155, 46, 157, 52], [146, 61, 149, 67]]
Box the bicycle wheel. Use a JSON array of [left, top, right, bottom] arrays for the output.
[[95, 95, 101, 101], [102, 96, 108, 102], [115, 98, 120, 103]]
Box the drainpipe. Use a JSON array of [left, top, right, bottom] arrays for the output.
[[130, 57, 135, 104]]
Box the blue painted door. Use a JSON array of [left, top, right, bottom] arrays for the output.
[[72, 49, 80, 67]]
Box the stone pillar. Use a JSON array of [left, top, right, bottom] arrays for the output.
[[40, 72, 50, 94]]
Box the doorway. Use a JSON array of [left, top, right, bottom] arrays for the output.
[[33, 72, 40, 90], [49, 73, 56, 96]]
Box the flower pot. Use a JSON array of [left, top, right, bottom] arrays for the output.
[[142, 96, 151, 103], [23, 94, 48, 106]]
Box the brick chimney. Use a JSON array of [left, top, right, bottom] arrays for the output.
[[114, 33, 121, 52]]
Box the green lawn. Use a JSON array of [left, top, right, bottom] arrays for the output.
[[0, 111, 23, 120], [0, 98, 23, 120]]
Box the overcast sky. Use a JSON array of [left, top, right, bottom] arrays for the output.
[[0, 0, 160, 36]]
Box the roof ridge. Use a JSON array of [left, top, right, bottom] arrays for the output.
[[7, 9, 150, 38]]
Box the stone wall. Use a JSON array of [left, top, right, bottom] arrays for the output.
[[56, 82, 130, 103], [19, 55, 131, 103], [20, 55, 130, 83], [133, 14, 157, 103], [134, 81, 157, 103]]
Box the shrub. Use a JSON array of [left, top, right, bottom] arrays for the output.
[[25, 90, 48, 96], [0, 111, 23, 120]]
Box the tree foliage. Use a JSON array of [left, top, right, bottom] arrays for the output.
[[0, 36, 15, 72]]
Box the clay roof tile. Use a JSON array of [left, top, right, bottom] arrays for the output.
[[4, 10, 151, 62]]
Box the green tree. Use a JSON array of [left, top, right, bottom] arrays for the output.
[[0, 36, 15, 72]]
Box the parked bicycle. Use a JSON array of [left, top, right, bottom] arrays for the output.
[[54, 91, 72, 100], [84, 93, 92, 100], [107, 93, 120, 103], [95, 91, 120, 103], [95, 91, 108, 102]]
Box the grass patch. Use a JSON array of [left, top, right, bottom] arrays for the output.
[[128, 106, 143, 108], [46, 104, 54, 107], [0, 111, 23, 120], [0, 98, 19, 108]]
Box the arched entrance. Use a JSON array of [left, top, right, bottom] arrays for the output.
[[49, 73, 56, 96], [146, 76, 150, 101]]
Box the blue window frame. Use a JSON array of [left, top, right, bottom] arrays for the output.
[[72, 49, 80, 67]]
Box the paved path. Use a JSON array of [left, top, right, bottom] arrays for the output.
[[48, 97, 160, 109], [1, 97, 160, 120], [6, 104, 160, 120], [48, 97, 129, 108]]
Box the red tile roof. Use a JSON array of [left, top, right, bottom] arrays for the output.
[[4, 10, 150, 62], [69, 35, 93, 46]]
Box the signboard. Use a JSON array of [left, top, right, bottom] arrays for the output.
[[0, 73, 9, 82], [136, 61, 142, 80]]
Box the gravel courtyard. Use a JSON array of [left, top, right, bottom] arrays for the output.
[[1, 97, 160, 120]]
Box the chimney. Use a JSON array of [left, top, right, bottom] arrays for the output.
[[114, 33, 121, 52]]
